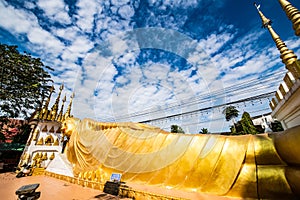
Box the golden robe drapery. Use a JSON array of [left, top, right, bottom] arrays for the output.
[[63, 118, 300, 199]]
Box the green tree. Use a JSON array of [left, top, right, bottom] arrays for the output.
[[199, 128, 209, 134], [239, 112, 259, 134], [0, 44, 53, 134], [271, 120, 284, 132], [171, 125, 185, 133], [222, 106, 239, 132]]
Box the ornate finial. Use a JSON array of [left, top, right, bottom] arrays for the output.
[[254, 3, 300, 77], [278, 0, 300, 36], [254, 3, 272, 28], [57, 95, 66, 122], [41, 85, 54, 120], [50, 84, 64, 121], [64, 92, 75, 120]]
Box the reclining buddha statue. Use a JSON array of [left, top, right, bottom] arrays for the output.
[[62, 117, 300, 199]]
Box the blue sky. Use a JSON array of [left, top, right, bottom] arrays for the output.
[[1, 0, 300, 133]]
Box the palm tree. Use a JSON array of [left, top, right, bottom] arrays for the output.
[[222, 106, 239, 132], [199, 128, 209, 134]]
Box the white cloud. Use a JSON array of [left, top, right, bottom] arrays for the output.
[[27, 27, 64, 52], [148, 0, 199, 9], [54, 26, 79, 39], [117, 51, 138, 66], [60, 49, 79, 63], [198, 32, 235, 55], [109, 35, 131, 55], [118, 5, 135, 19], [0, 1, 38, 33], [68, 35, 94, 55], [111, 0, 131, 7], [0, 1, 66, 63], [285, 37, 300, 53], [75, 0, 102, 33], [72, 50, 119, 119], [23, 2, 36, 9], [142, 62, 170, 81], [37, 0, 71, 24], [91, 59, 203, 122]]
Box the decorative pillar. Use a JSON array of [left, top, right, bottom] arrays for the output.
[[271, 98, 278, 109], [275, 90, 283, 102], [283, 72, 295, 89], [279, 84, 287, 96]]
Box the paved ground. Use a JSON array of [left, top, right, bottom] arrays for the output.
[[0, 172, 124, 200], [0, 172, 237, 200]]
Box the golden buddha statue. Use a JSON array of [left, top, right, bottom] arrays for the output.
[[62, 117, 300, 199]]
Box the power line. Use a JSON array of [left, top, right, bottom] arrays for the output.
[[107, 70, 283, 121], [138, 91, 275, 123]]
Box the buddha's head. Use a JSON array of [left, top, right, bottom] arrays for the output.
[[61, 117, 80, 137]]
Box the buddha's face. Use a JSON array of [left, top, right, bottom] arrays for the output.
[[61, 118, 79, 137]]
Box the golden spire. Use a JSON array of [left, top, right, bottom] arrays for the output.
[[254, 3, 300, 78], [278, 0, 300, 36], [49, 84, 64, 121], [41, 85, 54, 120], [31, 93, 45, 120], [254, 3, 272, 28], [36, 94, 45, 119], [57, 95, 66, 122], [64, 92, 75, 119]]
